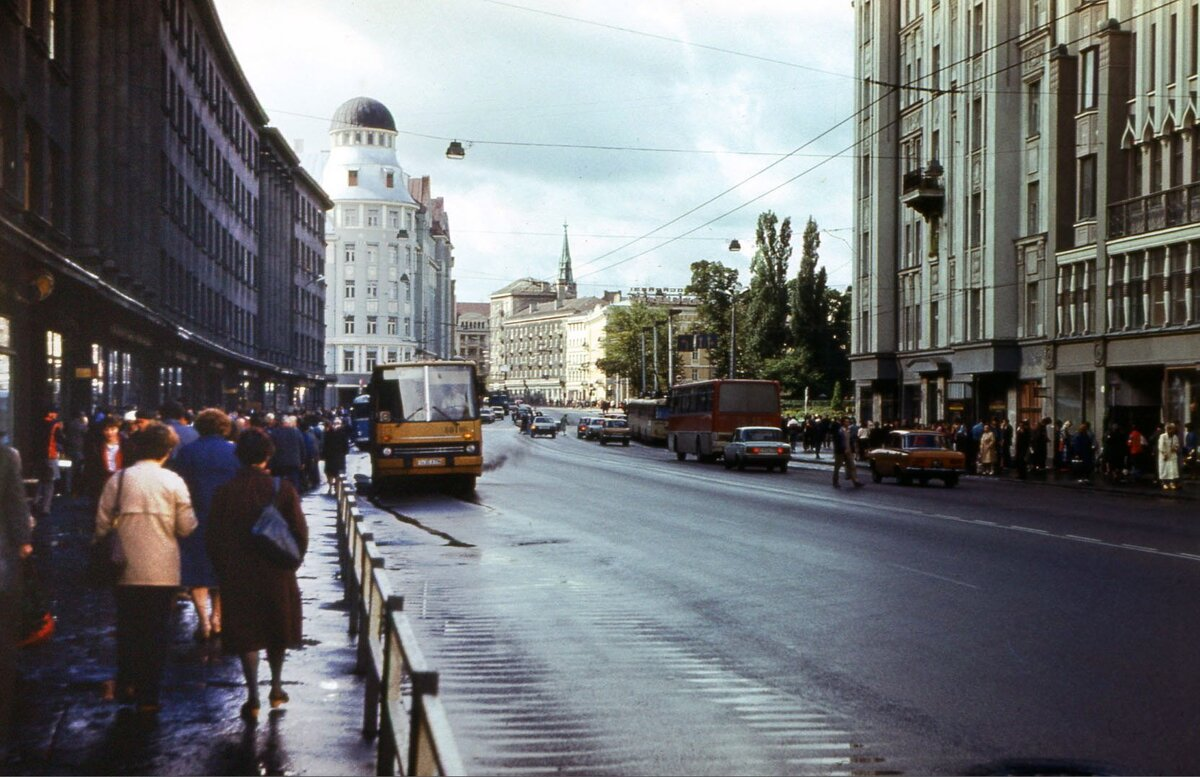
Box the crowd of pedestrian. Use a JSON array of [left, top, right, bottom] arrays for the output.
[[840, 414, 1195, 490], [3, 399, 358, 742]]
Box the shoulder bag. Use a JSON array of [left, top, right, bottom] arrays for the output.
[[87, 471, 127, 587], [250, 477, 302, 569]]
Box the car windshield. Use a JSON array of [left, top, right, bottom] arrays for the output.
[[606, 420, 628, 428], [742, 429, 781, 442], [906, 434, 945, 449]]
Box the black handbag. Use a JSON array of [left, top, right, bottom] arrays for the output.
[[250, 478, 302, 569], [87, 471, 127, 587]]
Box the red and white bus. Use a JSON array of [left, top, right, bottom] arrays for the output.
[[666, 379, 782, 462]]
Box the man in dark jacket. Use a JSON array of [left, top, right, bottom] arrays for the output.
[[1, 442, 33, 756]]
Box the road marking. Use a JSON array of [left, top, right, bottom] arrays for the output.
[[1121, 543, 1157, 552], [891, 563, 980, 590], [1064, 534, 1103, 543], [1009, 526, 1050, 535]]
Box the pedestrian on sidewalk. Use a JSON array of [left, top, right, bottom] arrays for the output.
[[64, 411, 88, 498], [321, 418, 350, 494], [978, 424, 998, 476], [172, 409, 239, 641], [1, 440, 34, 757], [831, 417, 862, 489], [1071, 422, 1095, 484], [207, 429, 308, 723], [1158, 422, 1182, 491], [1014, 419, 1031, 480], [33, 408, 64, 518], [93, 422, 197, 714]]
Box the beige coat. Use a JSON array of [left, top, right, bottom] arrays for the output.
[[95, 460, 197, 586]]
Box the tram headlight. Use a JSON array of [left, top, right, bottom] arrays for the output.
[[381, 447, 393, 457], [465, 444, 478, 454]]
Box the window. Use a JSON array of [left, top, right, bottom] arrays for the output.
[[343, 315, 355, 335], [1170, 14, 1179, 84], [969, 288, 983, 340], [367, 281, 378, 298], [405, 318, 411, 336], [367, 316, 378, 335], [1111, 255, 1127, 330], [1027, 182, 1040, 234], [343, 208, 358, 228], [1193, 8, 1198, 79], [1027, 80, 1040, 136], [1081, 48, 1099, 110], [367, 209, 380, 226], [972, 2, 984, 55], [1151, 142, 1163, 192], [345, 280, 356, 299], [386, 171, 394, 188], [970, 98, 983, 152], [387, 317, 398, 335], [970, 192, 983, 247], [342, 348, 355, 373], [1026, 281, 1040, 336], [1150, 24, 1159, 88], [1171, 245, 1188, 323], [1171, 135, 1185, 188], [389, 210, 399, 229], [1150, 251, 1166, 326], [348, 170, 358, 186], [344, 243, 356, 262], [1078, 155, 1097, 220]]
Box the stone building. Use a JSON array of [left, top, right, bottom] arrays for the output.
[[320, 96, 455, 407], [0, 0, 330, 457], [456, 301, 490, 384], [852, 1, 1200, 434]]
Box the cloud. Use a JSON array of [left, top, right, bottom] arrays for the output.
[[213, 0, 857, 299]]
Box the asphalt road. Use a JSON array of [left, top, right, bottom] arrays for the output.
[[352, 418, 1200, 776]]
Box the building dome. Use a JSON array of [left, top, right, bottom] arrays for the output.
[[330, 97, 396, 133]]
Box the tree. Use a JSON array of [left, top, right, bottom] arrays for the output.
[[824, 284, 852, 387], [790, 217, 829, 349], [685, 260, 740, 379], [745, 212, 792, 362], [596, 302, 669, 397]]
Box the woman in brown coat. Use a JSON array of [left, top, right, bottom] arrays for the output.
[[207, 429, 308, 722]]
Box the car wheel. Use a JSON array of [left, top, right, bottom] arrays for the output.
[[736, 459, 746, 471], [871, 464, 883, 483]]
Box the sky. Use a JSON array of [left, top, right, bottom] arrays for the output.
[[212, 0, 857, 303]]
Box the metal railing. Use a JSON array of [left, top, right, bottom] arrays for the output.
[[334, 476, 466, 776]]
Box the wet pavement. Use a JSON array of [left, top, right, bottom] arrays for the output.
[[5, 489, 376, 776]]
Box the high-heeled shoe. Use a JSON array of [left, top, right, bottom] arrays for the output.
[[268, 689, 289, 708]]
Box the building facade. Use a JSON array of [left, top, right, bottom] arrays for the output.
[[852, 0, 1200, 435], [1, 0, 330, 458], [320, 97, 455, 408], [456, 301, 490, 385]]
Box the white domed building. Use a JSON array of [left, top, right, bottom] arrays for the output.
[[322, 97, 456, 407]]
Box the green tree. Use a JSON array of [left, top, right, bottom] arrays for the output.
[[761, 346, 821, 396], [596, 302, 669, 397], [790, 217, 829, 349], [824, 284, 852, 387], [685, 260, 740, 378], [746, 212, 792, 363]]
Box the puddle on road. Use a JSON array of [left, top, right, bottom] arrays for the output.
[[368, 496, 475, 548]]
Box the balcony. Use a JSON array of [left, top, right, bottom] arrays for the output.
[[1108, 183, 1200, 238], [900, 162, 945, 220]]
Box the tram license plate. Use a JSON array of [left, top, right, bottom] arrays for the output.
[[414, 457, 445, 467]]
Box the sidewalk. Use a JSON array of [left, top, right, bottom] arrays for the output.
[[4, 489, 375, 776], [789, 447, 1198, 499]]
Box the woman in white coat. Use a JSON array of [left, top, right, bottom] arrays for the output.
[[1158, 422, 1182, 491]]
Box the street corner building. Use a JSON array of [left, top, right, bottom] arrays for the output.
[[851, 1, 1200, 433], [319, 96, 456, 409], [0, 0, 333, 457]]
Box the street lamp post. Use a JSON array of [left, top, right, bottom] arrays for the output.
[[652, 323, 659, 395]]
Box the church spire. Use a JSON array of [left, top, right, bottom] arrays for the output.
[[556, 222, 577, 299]]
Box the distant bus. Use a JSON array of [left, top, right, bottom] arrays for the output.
[[367, 361, 483, 493], [625, 398, 669, 445], [667, 379, 782, 462], [350, 394, 372, 450], [486, 391, 512, 412]]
